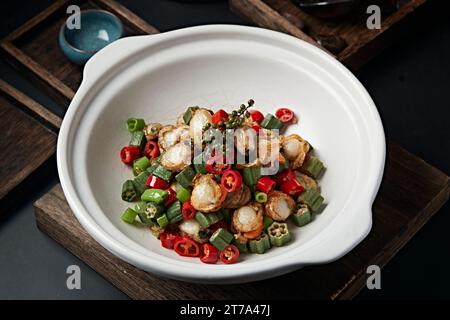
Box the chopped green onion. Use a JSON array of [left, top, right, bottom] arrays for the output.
[[141, 189, 168, 204], [175, 166, 196, 188], [261, 114, 284, 130], [121, 180, 137, 202], [121, 208, 138, 224], [127, 118, 145, 132], [176, 186, 191, 203], [133, 156, 150, 175], [255, 191, 267, 203]]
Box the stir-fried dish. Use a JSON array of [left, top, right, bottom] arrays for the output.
[[119, 100, 326, 264]]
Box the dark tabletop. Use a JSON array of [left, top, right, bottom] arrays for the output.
[[0, 0, 449, 299]]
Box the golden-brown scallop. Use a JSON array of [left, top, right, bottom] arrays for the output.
[[223, 184, 251, 208], [191, 174, 226, 213], [232, 202, 263, 233], [143, 123, 162, 141], [160, 140, 191, 172], [158, 124, 190, 152], [295, 171, 319, 191], [265, 191, 295, 221], [179, 219, 208, 243], [281, 134, 310, 169], [189, 108, 212, 146]]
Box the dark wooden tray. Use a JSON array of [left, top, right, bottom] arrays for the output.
[[0, 80, 61, 201], [0, 0, 159, 107], [34, 143, 449, 299], [229, 0, 427, 70]]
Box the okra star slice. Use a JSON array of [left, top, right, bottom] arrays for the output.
[[267, 222, 292, 247], [121, 180, 138, 202], [291, 204, 312, 227], [248, 233, 271, 254]]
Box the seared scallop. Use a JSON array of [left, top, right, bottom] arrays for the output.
[[223, 184, 251, 208], [158, 124, 190, 151], [189, 108, 212, 146], [281, 134, 310, 169], [232, 203, 263, 233], [179, 219, 207, 243], [265, 191, 295, 221], [191, 174, 225, 212], [160, 140, 191, 172], [295, 171, 319, 191], [143, 123, 162, 140]]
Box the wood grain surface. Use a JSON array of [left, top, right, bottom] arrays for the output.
[[230, 0, 427, 70], [1, 0, 159, 106], [34, 142, 449, 299], [0, 80, 59, 200]]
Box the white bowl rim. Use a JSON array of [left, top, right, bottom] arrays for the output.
[[57, 24, 385, 284]]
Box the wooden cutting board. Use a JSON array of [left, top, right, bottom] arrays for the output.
[[34, 142, 449, 299]]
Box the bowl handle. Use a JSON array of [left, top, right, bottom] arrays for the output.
[[81, 35, 159, 87]]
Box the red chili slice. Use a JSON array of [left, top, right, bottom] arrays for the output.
[[160, 231, 180, 250], [256, 176, 276, 194], [209, 220, 229, 234], [275, 108, 294, 123], [205, 153, 231, 174], [200, 243, 219, 264], [174, 237, 200, 257], [143, 141, 160, 159], [219, 244, 239, 264], [146, 175, 169, 189], [220, 169, 242, 193], [280, 178, 305, 197], [276, 168, 296, 185], [251, 123, 262, 133], [211, 109, 229, 125], [249, 109, 264, 123], [163, 188, 177, 206], [182, 201, 196, 220], [120, 146, 140, 165]]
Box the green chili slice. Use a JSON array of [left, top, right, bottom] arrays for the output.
[[176, 186, 191, 203], [141, 189, 168, 204], [127, 118, 145, 132], [255, 191, 267, 203], [121, 208, 138, 224], [133, 156, 150, 175], [156, 214, 169, 228]]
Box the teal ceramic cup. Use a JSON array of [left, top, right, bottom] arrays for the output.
[[59, 9, 123, 65]]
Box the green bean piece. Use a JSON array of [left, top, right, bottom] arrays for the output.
[[156, 214, 169, 228], [132, 171, 150, 196], [242, 166, 261, 186], [260, 114, 284, 130], [167, 201, 183, 223], [263, 216, 273, 230], [176, 186, 191, 203], [121, 180, 138, 202], [121, 208, 138, 224], [133, 156, 150, 176], [232, 238, 248, 253], [291, 204, 312, 227], [267, 222, 292, 247], [248, 233, 271, 254], [209, 228, 233, 251], [152, 165, 173, 182], [255, 191, 268, 203], [195, 212, 210, 228], [141, 189, 168, 204], [300, 156, 324, 179], [175, 166, 196, 188], [129, 130, 146, 151], [297, 188, 324, 212], [127, 118, 145, 132]]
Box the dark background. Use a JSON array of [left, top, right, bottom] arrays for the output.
[[0, 0, 449, 299]]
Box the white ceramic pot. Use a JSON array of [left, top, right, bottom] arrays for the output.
[[57, 25, 385, 284]]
